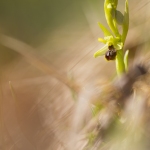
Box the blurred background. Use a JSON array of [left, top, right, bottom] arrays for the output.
[[1, 0, 150, 150]]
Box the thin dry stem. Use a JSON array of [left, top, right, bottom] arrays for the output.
[[0, 34, 79, 92]]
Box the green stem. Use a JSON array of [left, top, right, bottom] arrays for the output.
[[115, 49, 125, 76]]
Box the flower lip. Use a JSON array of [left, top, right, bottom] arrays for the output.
[[105, 45, 117, 61]]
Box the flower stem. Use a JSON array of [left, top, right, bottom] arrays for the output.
[[115, 49, 125, 76]]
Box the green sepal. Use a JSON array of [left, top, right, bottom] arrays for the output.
[[122, 0, 129, 43], [104, 0, 120, 36], [94, 44, 108, 58]]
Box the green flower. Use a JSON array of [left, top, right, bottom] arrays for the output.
[[94, 23, 123, 58], [94, 0, 129, 76]]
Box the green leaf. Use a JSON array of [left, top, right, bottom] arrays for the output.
[[98, 22, 112, 36], [124, 50, 129, 72], [94, 44, 108, 58], [122, 0, 129, 43]]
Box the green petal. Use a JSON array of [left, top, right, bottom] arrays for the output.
[[122, 0, 129, 43], [94, 44, 108, 58], [116, 10, 124, 25], [98, 38, 106, 44], [98, 22, 112, 36]]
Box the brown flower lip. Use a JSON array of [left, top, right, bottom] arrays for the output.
[[105, 45, 117, 61]]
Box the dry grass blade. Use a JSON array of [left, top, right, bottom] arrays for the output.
[[0, 34, 79, 92]]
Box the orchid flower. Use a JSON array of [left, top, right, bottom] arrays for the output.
[[94, 0, 129, 76]]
